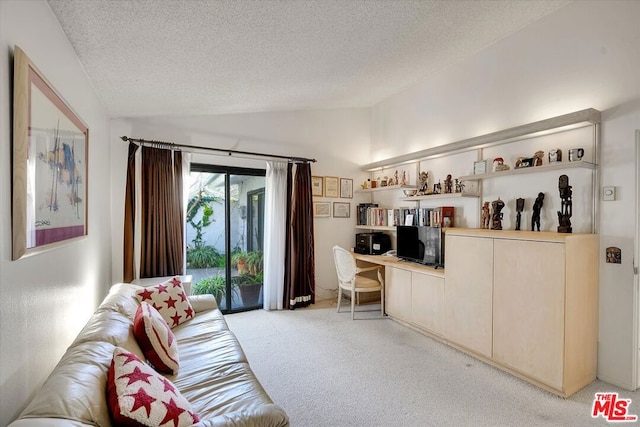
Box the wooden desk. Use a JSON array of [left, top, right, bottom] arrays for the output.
[[353, 254, 444, 278]]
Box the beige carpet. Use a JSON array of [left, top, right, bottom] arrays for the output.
[[225, 300, 639, 426]]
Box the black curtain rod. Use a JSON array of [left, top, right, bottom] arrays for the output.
[[120, 136, 316, 163]]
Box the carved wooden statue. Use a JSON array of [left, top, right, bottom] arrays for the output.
[[444, 174, 453, 194], [557, 174, 573, 233], [491, 198, 505, 230], [515, 198, 525, 231], [481, 201, 490, 229], [531, 192, 544, 231]]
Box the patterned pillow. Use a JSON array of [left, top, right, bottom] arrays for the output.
[[135, 277, 195, 328], [107, 346, 199, 426], [133, 302, 179, 374]]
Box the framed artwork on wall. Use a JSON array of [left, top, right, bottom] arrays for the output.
[[311, 175, 324, 197], [339, 178, 353, 198], [333, 202, 350, 218], [324, 176, 339, 198], [313, 202, 331, 217], [12, 46, 89, 260]]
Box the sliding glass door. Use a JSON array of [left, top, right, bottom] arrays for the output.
[[187, 164, 265, 313]]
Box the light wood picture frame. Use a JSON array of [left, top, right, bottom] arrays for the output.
[[311, 175, 323, 197], [333, 202, 350, 218], [313, 202, 331, 217], [324, 176, 339, 198], [339, 178, 353, 198], [12, 46, 89, 260]]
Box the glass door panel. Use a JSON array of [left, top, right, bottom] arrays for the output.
[[187, 166, 265, 313]]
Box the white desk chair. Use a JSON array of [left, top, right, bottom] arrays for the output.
[[332, 245, 384, 319]]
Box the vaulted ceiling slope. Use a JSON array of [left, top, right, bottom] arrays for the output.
[[47, 0, 570, 118]]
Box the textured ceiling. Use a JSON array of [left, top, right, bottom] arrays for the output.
[[47, 0, 570, 118]]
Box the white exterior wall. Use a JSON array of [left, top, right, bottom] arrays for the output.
[[370, 1, 640, 389], [0, 1, 112, 425]]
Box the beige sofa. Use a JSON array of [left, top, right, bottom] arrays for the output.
[[9, 283, 289, 426]]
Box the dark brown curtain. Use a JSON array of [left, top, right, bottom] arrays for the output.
[[139, 147, 184, 278], [284, 162, 315, 309], [123, 142, 139, 282]]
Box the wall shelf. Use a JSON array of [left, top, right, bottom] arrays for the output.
[[361, 108, 601, 172], [399, 192, 479, 202], [355, 225, 396, 231], [458, 160, 596, 181], [356, 184, 417, 194]]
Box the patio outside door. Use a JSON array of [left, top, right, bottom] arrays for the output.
[[187, 164, 265, 313]]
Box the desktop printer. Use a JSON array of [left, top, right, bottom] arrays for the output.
[[354, 232, 391, 255]]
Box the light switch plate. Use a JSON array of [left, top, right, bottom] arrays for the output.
[[603, 186, 616, 201]]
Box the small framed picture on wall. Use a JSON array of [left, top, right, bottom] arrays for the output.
[[339, 178, 353, 198], [324, 176, 339, 198], [312, 176, 324, 197], [333, 202, 350, 218], [313, 202, 331, 217]]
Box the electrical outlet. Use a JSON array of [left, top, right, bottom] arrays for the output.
[[603, 186, 616, 201]]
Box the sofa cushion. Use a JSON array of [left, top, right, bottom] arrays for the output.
[[107, 346, 199, 426], [134, 302, 179, 374], [135, 277, 195, 327]]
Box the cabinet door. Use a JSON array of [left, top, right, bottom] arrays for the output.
[[493, 239, 565, 389], [385, 267, 412, 321], [411, 273, 444, 336], [444, 235, 494, 357]]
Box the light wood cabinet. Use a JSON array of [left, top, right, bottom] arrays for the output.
[[382, 263, 444, 336], [493, 239, 566, 389], [444, 234, 494, 358], [492, 233, 598, 396], [446, 229, 598, 397], [411, 272, 444, 336], [385, 266, 412, 321]]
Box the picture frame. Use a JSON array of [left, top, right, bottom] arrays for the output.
[[333, 202, 350, 218], [12, 46, 89, 260], [324, 176, 339, 198], [313, 202, 331, 217], [311, 175, 324, 197], [339, 178, 353, 198], [473, 160, 487, 175]]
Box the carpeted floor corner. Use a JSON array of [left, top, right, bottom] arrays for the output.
[[226, 300, 638, 426]]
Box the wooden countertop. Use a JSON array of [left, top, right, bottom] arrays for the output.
[[444, 228, 597, 243], [354, 253, 445, 278]]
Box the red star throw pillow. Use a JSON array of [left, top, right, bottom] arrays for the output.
[[107, 346, 199, 427], [135, 277, 195, 328], [133, 301, 179, 375]]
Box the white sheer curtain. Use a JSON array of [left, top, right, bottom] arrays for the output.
[[263, 161, 288, 310]]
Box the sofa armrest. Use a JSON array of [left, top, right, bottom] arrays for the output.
[[195, 404, 289, 427], [188, 294, 218, 312]]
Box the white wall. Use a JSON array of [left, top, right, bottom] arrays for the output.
[[110, 110, 371, 300], [0, 1, 112, 425], [370, 1, 640, 389]]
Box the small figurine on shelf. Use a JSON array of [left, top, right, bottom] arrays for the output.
[[531, 192, 545, 231], [417, 171, 429, 195], [394, 170, 399, 186], [557, 175, 572, 233], [549, 148, 562, 163], [493, 157, 510, 172], [534, 150, 545, 166], [515, 198, 525, 231], [481, 201, 491, 229], [454, 179, 462, 193], [401, 171, 407, 186], [491, 198, 505, 230], [444, 174, 453, 193]]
